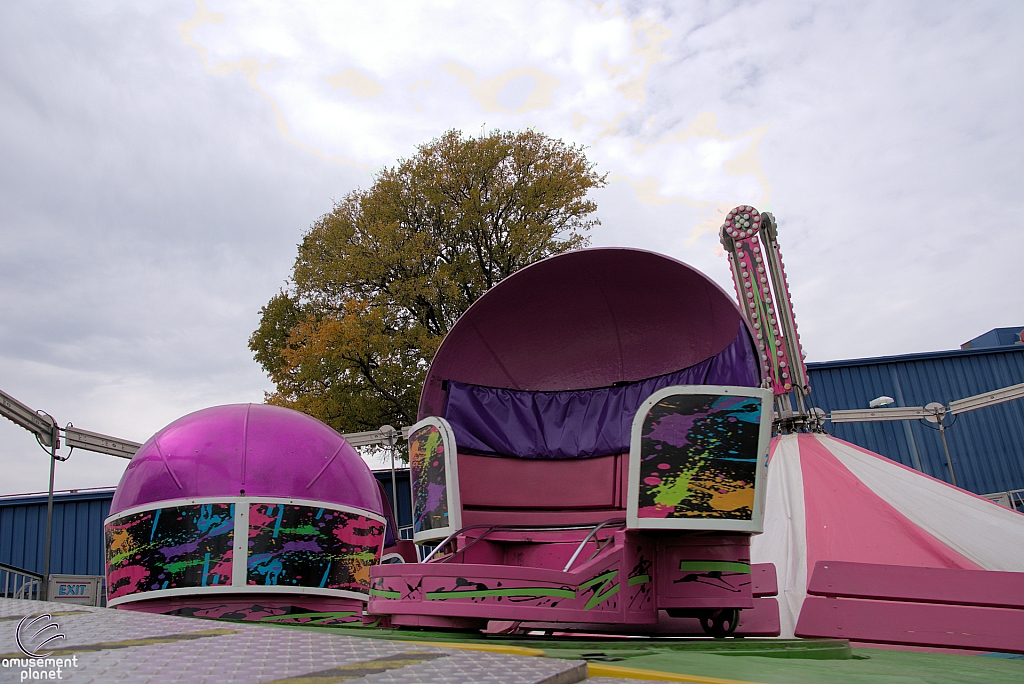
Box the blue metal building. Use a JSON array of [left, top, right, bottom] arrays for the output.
[[807, 345, 1024, 497], [0, 489, 113, 578], [961, 326, 1024, 350], [0, 471, 413, 577], [377, 468, 412, 537]]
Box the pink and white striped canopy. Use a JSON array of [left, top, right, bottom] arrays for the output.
[[751, 433, 1024, 637]]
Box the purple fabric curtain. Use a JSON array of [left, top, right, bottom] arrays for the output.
[[443, 324, 760, 460]]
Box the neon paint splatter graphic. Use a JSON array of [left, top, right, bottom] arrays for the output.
[[637, 394, 762, 519], [409, 424, 449, 535], [163, 602, 362, 625], [105, 504, 234, 600], [247, 504, 384, 593]]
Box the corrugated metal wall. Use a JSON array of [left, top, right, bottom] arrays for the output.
[[377, 469, 412, 533], [807, 346, 1024, 496], [0, 490, 112, 576], [0, 471, 414, 575]]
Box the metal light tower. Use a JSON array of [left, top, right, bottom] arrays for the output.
[[719, 207, 812, 431]]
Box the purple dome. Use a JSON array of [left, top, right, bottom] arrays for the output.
[[110, 404, 382, 516]]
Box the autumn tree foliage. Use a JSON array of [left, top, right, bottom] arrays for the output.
[[250, 129, 606, 432]]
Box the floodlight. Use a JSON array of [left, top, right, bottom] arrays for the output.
[[869, 396, 895, 408]]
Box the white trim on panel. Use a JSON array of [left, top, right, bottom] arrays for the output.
[[106, 584, 369, 607], [105, 497, 387, 525], [409, 416, 463, 545], [232, 502, 249, 588], [626, 385, 773, 533]]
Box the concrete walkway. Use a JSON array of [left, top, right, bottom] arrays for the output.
[[0, 599, 587, 683]]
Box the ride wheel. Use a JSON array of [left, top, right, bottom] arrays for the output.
[[699, 608, 740, 638]]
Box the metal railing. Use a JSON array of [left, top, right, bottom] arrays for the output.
[[1, 562, 43, 600], [563, 518, 626, 572], [982, 488, 1024, 512], [420, 520, 627, 566]]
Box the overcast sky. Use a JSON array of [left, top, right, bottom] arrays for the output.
[[1, 1, 1021, 495]]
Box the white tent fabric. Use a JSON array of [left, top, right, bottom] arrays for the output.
[[750, 434, 807, 639], [751, 433, 1024, 638]]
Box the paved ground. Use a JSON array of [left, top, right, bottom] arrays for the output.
[[4, 599, 1020, 683], [0, 599, 588, 684]]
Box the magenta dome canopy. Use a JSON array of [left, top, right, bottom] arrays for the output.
[[420, 247, 754, 419], [110, 404, 382, 516]]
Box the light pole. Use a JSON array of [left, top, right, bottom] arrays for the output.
[[924, 402, 957, 488], [380, 425, 399, 524], [42, 419, 59, 601]]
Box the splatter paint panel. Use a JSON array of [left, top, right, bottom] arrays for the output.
[[247, 504, 384, 594], [105, 503, 234, 600], [162, 602, 363, 625], [636, 393, 764, 520], [409, 417, 460, 543]]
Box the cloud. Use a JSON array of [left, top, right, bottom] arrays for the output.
[[442, 63, 561, 114], [324, 68, 384, 100], [178, 0, 773, 229], [0, 0, 1021, 496], [0, 1, 365, 493]]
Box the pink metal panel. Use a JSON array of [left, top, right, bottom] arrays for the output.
[[369, 531, 658, 626], [454, 529, 587, 569], [641, 597, 788, 636], [633, 599, 780, 636], [457, 452, 624, 510], [751, 563, 778, 597], [737, 597, 781, 636], [655, 536, 753, 610], [796, 596, 1024, 653], [457, 452, 627, 527], [389, 540, 419, 564], [420, 248, 749, 418], [461, 509, 626, 527], [806, 560, 1024, 609], [516, 598, 781, 637]]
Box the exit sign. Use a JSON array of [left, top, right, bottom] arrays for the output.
[[47, 575, 104, 606]]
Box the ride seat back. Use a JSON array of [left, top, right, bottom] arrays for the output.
[[457, 452, 628, 527]]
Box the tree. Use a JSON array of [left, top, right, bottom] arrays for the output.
[[250, 128, 607, 432]]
